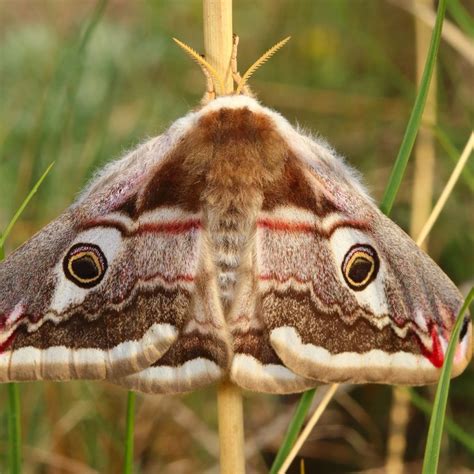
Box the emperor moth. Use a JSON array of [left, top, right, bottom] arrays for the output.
[[0, 44, 471, 395]]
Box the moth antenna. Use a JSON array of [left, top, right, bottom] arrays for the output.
[[173, 37, 225, 96], [236, 36, 291, 95]]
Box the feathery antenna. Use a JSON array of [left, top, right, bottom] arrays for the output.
[[236, 36, 291, 94], [173, 38, 225, 96]]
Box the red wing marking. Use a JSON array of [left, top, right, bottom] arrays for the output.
[[82, 219, 202, 236], [420, 325, 444, 368], [137, 221, 201, 234], [257, 218, 369, 236], [257, 219, 314, 233], [0, 332, 17, 354]]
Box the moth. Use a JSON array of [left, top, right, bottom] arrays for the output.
[[0, 38, 471, 395]]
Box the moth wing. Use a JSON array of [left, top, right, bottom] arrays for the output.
[[114, 243, 229, 394], [229, 249, 317, 394], [0, 131, 230, 384], [256, 144, 472, 385]]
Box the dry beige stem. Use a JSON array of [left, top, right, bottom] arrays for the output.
[[416, 133, 474, 247], [278, 384, 340, 474]]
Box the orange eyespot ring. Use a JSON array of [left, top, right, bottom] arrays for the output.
[[342, 244, 379, 291], [63, 243, 107, 288]]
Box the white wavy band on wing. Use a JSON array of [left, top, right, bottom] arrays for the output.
[[231, 353, 316, 394], [270, 326, 442, 385], [0, 323, 177, 382], [117, 357, 222, 394]]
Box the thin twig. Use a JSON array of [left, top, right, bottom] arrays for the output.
[[389, 0, 474, 64], [416, 132, 474, 247], [277, 384, 339, 473]]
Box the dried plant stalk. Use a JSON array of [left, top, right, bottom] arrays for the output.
[[416, 133, 474, 247], [202, 2, 245, 473], [277, 384, 339, 474], [203, 0, 234, 94], [217, 380, 245, 474]]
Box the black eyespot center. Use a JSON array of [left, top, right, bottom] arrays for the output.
[[342, 244, 380, 291], [63, 243, 107, 288], [71, 255, 100, 280], [348, 257, 372, 283]]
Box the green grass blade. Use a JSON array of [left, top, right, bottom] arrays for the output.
[[269, 389, 316, 473], [7, 384, 21, 474], [77, 0, 108, 54], [422, 287, 474, 474], [380, 0, 447, 215], [409, 388, 474, 453], [26, 0, 107, 193], [447, 0, 474, 37], [123, 391, 136, 474], [0, 162, 55, 249]]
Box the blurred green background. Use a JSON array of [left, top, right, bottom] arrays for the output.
[[0, 1, 472, 473]]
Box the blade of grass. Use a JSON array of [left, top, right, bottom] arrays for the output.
[[380, 0, 447, 215], [0, 162, 55, 249], [1, 161, 55, 474], [6, 384, 21, 474], [408, 388, 474, 453], [123, 391, 136, 474], [422, 287, 474, 474], [24, 0, 107, 205], [447, 0, 474, 37], [269, 389, 316, 474]]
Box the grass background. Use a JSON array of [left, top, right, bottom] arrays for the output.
[[0, 1, 473, 473]]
